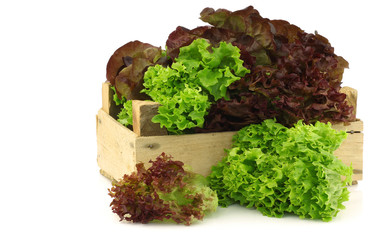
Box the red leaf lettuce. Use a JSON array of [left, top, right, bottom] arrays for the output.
[[108, 153, 218, 225], [165, 6, 354, 132], [106, 41, 167, 100]]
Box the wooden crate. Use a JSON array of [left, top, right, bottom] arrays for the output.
[[96, 82, 363, 183]]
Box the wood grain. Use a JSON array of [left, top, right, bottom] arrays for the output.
[[96, 108, 137, 181], [132, 100, 168, 137]]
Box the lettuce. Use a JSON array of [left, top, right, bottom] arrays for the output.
[[108, 153, 218, 225], [177, 40, 249, 101], [151, 87, 210, 135], [107, 6, 354, 133], [208, 119, 352, 221], [200, 6, 276, 50], [111, 86, 133, 127], [165, 6, 354, 133], [142, 38, 249, 134], [106, 40, 167, 101], [117, 100, 133, 127]]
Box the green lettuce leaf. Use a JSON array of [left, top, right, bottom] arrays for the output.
[[117, 100, 133, 127], [142, 38, 249, 134], [151, 86, 211, 134], [208, 119, 352, 221], [111, 86, 133, 127], [177, 39, 249, 101]]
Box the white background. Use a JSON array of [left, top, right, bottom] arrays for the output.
[[1, 0, 388, 239]]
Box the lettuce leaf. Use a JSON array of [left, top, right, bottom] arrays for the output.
[[106, 40, 166, 101], [200, 6, 276, 50], [117, 100, 133, 127], [151, 86, 211, 135], [174, 38, 250, 101], [208, 119, 352, 221], [111, 86, 133, 127], [108, 153, 218, 225], [142, 38, 249, 134]]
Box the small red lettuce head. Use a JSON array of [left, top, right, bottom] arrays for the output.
[[108, 153, 218, 225]]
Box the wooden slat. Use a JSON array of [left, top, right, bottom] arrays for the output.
[[332, 119, 363, 182], [135, 131, 236, 176], [102, 81, 111, 114], [96, 108, 137, 181], [102, 81, 122, 118], [331, 119, 363, 132], [334, 132, 363, 181], [132, 100, 168, 137]]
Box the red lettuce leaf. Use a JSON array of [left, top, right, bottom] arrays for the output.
[[200, 6, 276, 50], [106, 41, 164, 100], [108, 153, 217, 225], [195, 92, 277, 133], [269, 19, 303, 44], [194, 6, 354, 131], [106, 41, 160, 83]]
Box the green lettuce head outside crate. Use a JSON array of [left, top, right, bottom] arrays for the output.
[[207, 119, 353, 221]]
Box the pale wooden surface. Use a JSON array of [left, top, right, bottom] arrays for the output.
[[332, 119, 363, 181], [96, 108, 137, 181], [135, 131, 236, 175], [102, 81, 111, 114], [331, 119, 363, 132], [132, 100, 168, 136], [334, 124, 363, 181]]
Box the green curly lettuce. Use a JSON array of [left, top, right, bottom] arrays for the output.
[[281, 121, 352, 221], [111, 86, 133, 127], [208, 119, 352, 221], [151, 86, 211, 134], [117, 100, 133, 127], [177, 40, 250, 101], [142, 38, 249, 134]]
